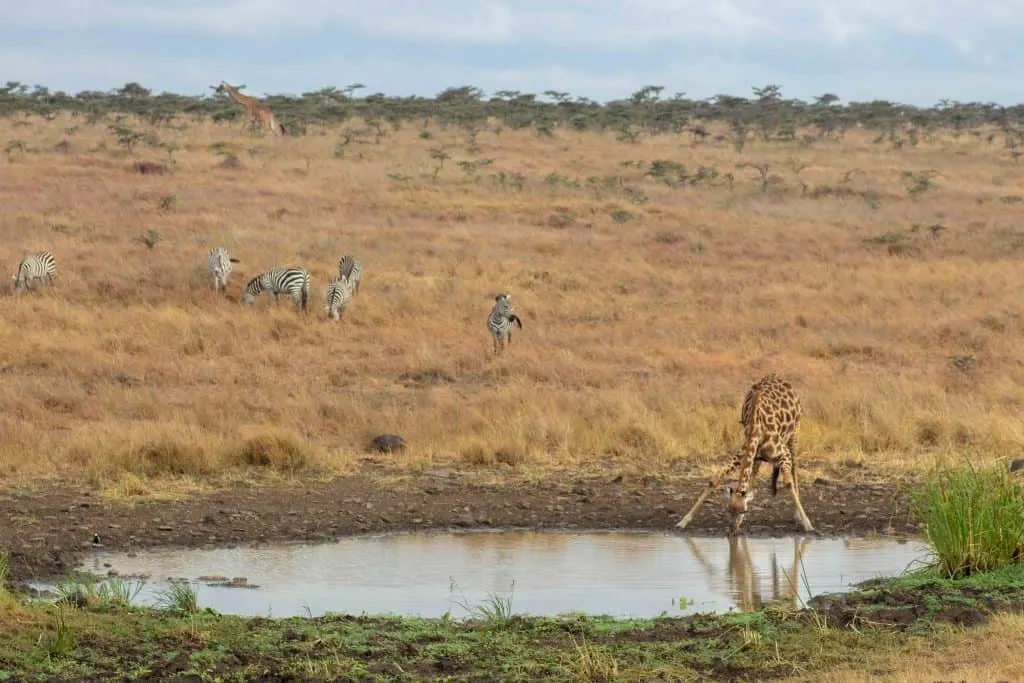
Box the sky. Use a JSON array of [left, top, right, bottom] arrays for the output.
[[2, 0, 1023, 106]]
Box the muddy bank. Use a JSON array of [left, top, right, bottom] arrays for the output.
[[0, 470, 919, 583]]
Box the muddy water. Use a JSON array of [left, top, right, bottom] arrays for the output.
[[73, 531, 930, 619]]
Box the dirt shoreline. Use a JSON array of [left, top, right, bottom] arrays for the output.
[[1, 470, 920, 584]]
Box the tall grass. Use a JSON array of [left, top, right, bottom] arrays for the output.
[[156, 580, 199, 614], [56, 577, 146, 610], [45, 608, 76, 658], [570, 635, 621, 682], [0, 550, 9, 596], [454, 582, 517, 625], [0, 116, 1022, 489], [912, 461, 1024, 578]]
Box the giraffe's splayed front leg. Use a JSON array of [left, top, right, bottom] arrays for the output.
[[776, 459, 815, 533]]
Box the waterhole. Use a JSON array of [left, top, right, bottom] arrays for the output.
[[73, 530, 929, 619]]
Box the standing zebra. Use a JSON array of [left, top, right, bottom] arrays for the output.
[[242, 267, 310, 313], [337, 255, 362, 294], [207, 247, 240, 294], [325, 275, 356, 321], [11, 251, 57, 293], [487, 293, 523, 354]]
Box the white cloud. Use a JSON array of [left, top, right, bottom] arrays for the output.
[[9, 0, 1024, 47], [0, 48, 216, 95], [3, 0, 1024, 104], [4, 0, 519, 41]]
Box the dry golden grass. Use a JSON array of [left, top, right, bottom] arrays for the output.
[[784, 611, 1024, 682], [0, 114, 1021, 492]]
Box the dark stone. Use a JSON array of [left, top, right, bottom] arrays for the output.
[[369, 434, 407, 454]]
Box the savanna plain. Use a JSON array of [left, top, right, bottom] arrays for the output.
[[1, 93, 1023, 681]]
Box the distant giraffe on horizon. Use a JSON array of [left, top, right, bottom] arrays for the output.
[[218, 81, 285, 136]]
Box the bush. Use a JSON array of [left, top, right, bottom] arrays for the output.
[[913, 461, 1024, 578], [129, 440, 214, 477], [228, 433, 314, 472]]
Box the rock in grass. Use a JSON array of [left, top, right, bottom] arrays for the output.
[[369, 434, 406, 454]]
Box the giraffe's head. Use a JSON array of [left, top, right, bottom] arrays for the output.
[[725, 483, 753, 535]]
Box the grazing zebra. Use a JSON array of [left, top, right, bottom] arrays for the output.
[[207, 247, 240, 294], [337, 255, 362, 294], [11, 251, 57, 293], [325, 276, 356, 320], [487, 293, 523, 354], [242, 267, 310, 312]]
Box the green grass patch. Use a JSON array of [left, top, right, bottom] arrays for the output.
[[1, 566, 1023, 682], [884, 561, 1024, 592], [912, 460, 1024, 578], [55, 576, 146, 611]]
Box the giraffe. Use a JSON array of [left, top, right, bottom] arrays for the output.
[[682, 535, 811, 612], [218, 82, 285, 136], [675, 373, 814, 536]]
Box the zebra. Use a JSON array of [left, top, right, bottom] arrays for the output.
[[207, 247, 240, 294], [242, 267, 310, 312], [325, 275, 356, 320], [338, 255, 362, 295], [11, 251, 57, 293], [487, 293, 523, 354]]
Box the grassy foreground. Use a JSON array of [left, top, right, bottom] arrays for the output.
[[2, 563, 1024, 681], [3, 464, 1024, 680], [1, 114, 1022, 495]]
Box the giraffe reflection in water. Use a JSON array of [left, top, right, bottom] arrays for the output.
[[683, 535, 811, 612]]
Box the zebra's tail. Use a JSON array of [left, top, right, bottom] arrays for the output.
[[509, 314, 523, 329], [301, 272, 310, 312], [229, 258, 240, 263]]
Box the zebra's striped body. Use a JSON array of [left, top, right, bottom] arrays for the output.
[[338, 255, 362, 295], [325, 276, 356, 320], [207, 247, 239, 294], [242, 267, 310, 312], [11, 251, 57, 293], [487, 293, 523, 354]]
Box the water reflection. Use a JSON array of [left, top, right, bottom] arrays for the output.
[[69, 530, 928, 619], [683, 535, 811, 612]]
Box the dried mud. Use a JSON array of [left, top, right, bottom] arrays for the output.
[[0, 468, 918, 583]]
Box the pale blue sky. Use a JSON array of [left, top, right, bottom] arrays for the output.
[[2, 1, 1022, 105]]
